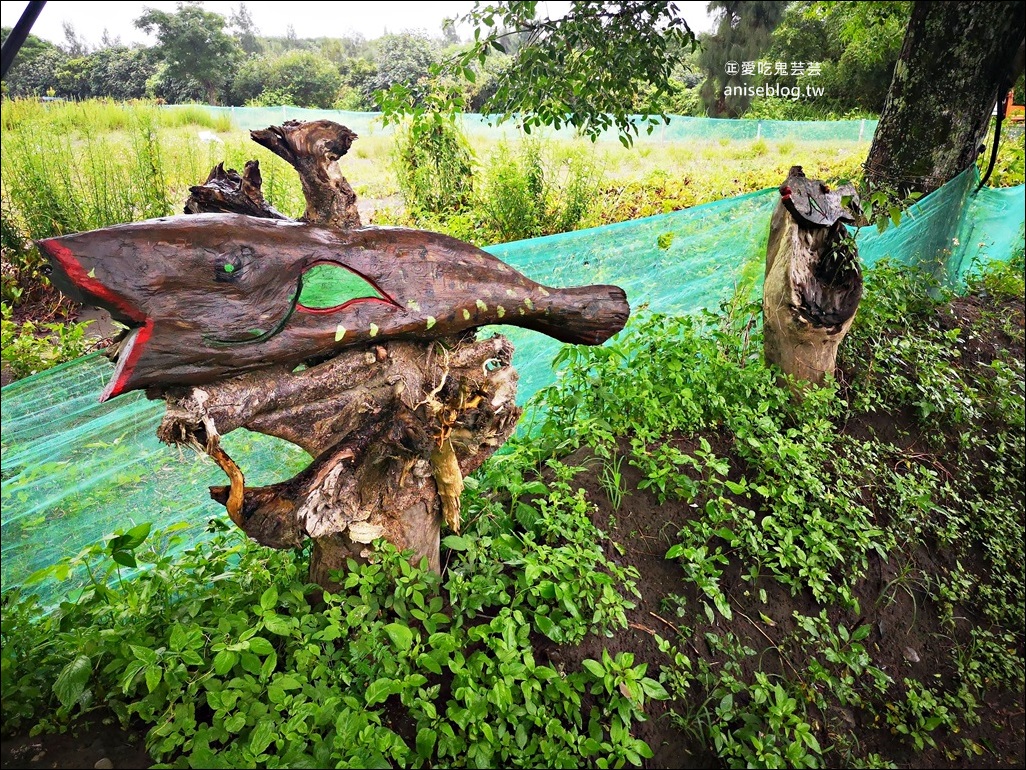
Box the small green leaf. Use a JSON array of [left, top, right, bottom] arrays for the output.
[[213, 649, 236, 675], [53, 655, 91, 708], [260, 586, 278, 610], [247, 636, 275, 656], [169, 624, 188, 652], [418, 652, 442, 675], [442, 535, 469, 551], [262, 613, 291, 636], [416, 727, 437, 758], [249, 718, 276, 755], [535, 613, 560, 641], [582, 659, 605, 679], [384, 622, 414, 652], [365, 677, 394, 705], [239, 652, 261, 675], [130, 644, 159, 665], [260, 652, 278, 679], [111, 551, 137, 568], [641, 678, 669, 700], [120, 661, 146, 694], [122, 522, 152, 549], [145, 664, 162, 693]]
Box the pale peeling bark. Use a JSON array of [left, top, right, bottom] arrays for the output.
[[763, 168, 861, 388], [866, 1, 1026, 194]]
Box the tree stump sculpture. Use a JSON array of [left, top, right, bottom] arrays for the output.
[[38, 120, 629, 591], [763, 166, 861, 388]]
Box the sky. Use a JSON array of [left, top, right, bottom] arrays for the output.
[[1, 1, 716, 49]]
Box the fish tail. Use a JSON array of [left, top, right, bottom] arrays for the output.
[[522, 285, 630, 345]]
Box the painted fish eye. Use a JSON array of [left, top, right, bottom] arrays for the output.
[[214, 247, 252, 282], [297, 262, 388, 312]]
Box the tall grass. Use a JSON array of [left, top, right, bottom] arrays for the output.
[[0, 98, 313, 319], [477, 138, 602, 242], [0, 98, 301, 247], [1, 99, 232, 133]]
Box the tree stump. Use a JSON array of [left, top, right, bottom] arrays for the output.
[[763, 166, 861, 388], [37, 119, 629, 591]]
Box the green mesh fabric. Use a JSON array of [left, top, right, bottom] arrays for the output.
[[1, 355, 310, 601], [2, 158, 1022, 602], [194, 106, 877, 144]]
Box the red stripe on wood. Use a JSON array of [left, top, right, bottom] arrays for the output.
[[39, 239, 147, 324], [99, 319, 154, 402]]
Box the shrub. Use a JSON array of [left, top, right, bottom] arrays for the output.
[[477, 138, 602, 242], [392, 114, 475, 218]]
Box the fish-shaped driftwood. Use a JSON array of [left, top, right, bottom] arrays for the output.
[[38, 213, 629, 400]]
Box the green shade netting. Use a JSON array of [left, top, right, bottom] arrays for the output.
[[2, 162, 1023, 601], [193, 106, 878, 143]]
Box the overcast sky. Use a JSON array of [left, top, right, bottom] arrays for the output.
[[1, 1, 716, 49]]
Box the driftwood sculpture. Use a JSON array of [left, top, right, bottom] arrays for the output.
[[39, 215, 626, 400], [763, 166, 861, 387], [38, 120, 630, 589]]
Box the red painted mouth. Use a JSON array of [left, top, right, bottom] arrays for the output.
[[37, 238, 151, 402], [99, 320, 154, 402]]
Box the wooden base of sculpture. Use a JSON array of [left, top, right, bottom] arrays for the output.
[[158, 334, 519, 590]]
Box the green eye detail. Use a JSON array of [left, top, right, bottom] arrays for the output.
[[298, 263, 385, 310], [223, 263, 235, 274]]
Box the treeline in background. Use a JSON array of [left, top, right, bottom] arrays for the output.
[[2, 1, 985, 121]]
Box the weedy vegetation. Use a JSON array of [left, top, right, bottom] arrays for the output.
[[1, 99, 1023, 768], [3, 253, 1023, 768]]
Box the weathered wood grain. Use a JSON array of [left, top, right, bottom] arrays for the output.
[[38, 214, 629, 400]]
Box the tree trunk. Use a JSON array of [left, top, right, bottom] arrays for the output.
[[159, 334, 521, 585], [763, 167, 861, 388], [865, 1, 1026, 194]]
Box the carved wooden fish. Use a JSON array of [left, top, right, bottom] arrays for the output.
[[38, 213, 629, 401]]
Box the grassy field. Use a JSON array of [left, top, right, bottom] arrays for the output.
[[4, 99, 1022, 245], [0, 99, 873, 239]]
